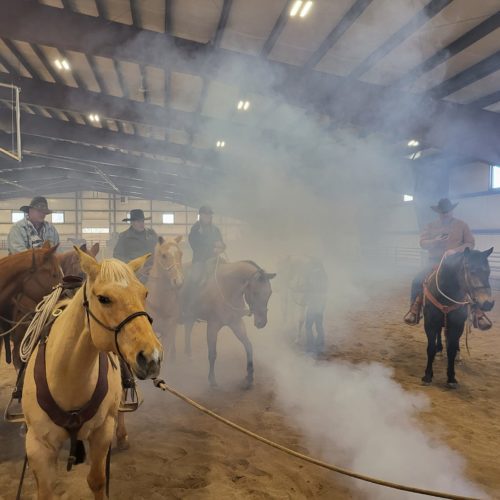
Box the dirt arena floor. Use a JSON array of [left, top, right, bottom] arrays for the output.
[[1, 279, 499, 499]]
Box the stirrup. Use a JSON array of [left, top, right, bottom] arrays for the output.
[[119, 386, 143, 412], [4, 394, 25, 423]]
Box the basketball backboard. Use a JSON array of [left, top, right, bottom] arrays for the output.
[[0, 82, 21, 161]]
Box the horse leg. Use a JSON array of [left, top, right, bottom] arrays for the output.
[[87, 417, 115, 499], [116, 411, 129, 450], [314, 312, 325, 354], [436, 329, 443, 355], [184, 320, 194, 358], [422, 322, 437, 384], [231, 319, 254, 389], [304, 311, 314, 352], [446, 325, 463, 388], [25, 428, 59, 500], [207, 321, 221, 387]]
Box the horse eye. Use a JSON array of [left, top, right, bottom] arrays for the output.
[[98, 295, 111, 304]]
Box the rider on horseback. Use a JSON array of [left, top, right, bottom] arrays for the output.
[[403, 198, 490, 330]]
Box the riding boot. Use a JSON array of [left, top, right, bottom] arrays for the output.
[[472, 309, 492, 331], [404, 295, 422, 325]]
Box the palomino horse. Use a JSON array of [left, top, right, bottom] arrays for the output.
[[422, 248, 494, 388], [184, 259, 275, 388], [146, 235, 183, 359], [22, 249, 162, 499], [114, 235, 183, 450], [0, 242, 62, 366], [58, 242, 100, 277]]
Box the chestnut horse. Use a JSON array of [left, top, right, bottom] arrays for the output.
[[0, 243, 62, 366], [183, 259, 275, 388], [22, 250, 162, 499]]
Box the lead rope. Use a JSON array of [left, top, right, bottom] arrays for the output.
[[16, 454, 28, 500]]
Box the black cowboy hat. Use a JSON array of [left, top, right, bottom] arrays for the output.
[[199, 205, 214, 215], [122, 209, 151, 222], [20, 196, 52, 214], [431, 198, 458, 214]]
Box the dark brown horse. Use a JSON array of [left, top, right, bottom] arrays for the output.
[[183, 259, 275, 388], [422, 248, 494, 388], [58, 242, 100, 277], [0, 242, 62, 367]]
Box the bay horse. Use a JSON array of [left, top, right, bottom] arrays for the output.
[[422, 248, 494, 388], [0, 242, 62, 366], [22, 249, 162, 499], [184, 259, 275, 388], [146, 235, 183, 360]]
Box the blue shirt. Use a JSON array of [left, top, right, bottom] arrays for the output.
[[7, 218, 60, 254]]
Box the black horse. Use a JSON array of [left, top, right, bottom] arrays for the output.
[[422, 248, 494, 388]]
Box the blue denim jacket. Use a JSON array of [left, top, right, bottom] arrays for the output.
[[7, 218, 60, 254]]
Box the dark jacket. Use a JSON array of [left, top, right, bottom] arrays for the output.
[[188, 222, 224, 263], [113, 226, 157, 263]]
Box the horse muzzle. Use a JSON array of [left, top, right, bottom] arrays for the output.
[[479, 300, 495, 312], [134, 350, 162, 380], [254, 316, 268, 329]]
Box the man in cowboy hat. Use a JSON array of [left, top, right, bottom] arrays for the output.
[[183, 205, 226, 319], [404, 198, 480, 325], [113, 209, 157, 282], [7, 196, 60, 254]]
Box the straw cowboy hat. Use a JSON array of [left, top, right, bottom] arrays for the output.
[[122, 209, 151, 222], [20, 196, 53, 214], [431, 198, 458, 214]]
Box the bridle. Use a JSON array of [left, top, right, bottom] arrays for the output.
[[82, 283, 153, 363], [435, 253, 490, 306], [21, 249, 61, 300]]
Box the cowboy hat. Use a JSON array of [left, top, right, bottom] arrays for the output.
[[20, 196, 52, 214], [431, 198, 458, 214], [122, 209, 152, 222]]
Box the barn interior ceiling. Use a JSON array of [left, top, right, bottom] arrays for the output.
[[0, 0, 499, 202]]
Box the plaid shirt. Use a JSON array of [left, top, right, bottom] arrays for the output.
[[7, 218, 60, 254]]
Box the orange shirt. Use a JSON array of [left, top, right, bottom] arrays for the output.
[[420, 217, 474, 263]]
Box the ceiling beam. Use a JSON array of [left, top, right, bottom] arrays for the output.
[[349, 0, 453, 79], [164, 0, 172, 34], [468, 91, 500, 109], [261, 0, 294, 57], [213, 0, 233, 49], [304, 0, 373, 70], [392, 11, 500, 88], [428, 50, 500, 99], [2, 38, 36, 78]]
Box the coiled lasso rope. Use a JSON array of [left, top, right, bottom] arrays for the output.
[[153, 379, 480, 500], [19, 286, 64, 363]]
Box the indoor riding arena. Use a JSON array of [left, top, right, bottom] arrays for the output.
[[1, 1, 500, 499]]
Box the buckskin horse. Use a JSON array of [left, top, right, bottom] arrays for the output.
[[0, 242, 62, 366], [421, 248, 494, 388], [22, 249, 162, 499], [183, 258, 275, 388]]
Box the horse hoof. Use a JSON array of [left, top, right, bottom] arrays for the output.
[[446, 381, 458, 389], [421, 376, 432, 385], [116, 437, 130, 451], [209, 380, 218, 388]]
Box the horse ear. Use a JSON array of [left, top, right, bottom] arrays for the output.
[[265, 273, 277, 280], [74, 245, 100, 280], [44, 243, 59, 258], [484, 247, 494, 257], [175, 235, 183, 244], [128, 253, 151, 273], [79, 243, 88, 253], [158, 236, 165, 245], [90, 242, 100, 257]]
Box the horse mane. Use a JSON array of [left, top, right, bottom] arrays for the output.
[[240, 260, 264, 272], [99, 258, 137, 286]]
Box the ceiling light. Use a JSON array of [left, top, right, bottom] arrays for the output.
[[89, 113, 100, 122], [237, 100, 244, 110], [403, 194, 413, 202], [61, 59, 70, 70], [290, 1, 302, 17], [299, 1, 313, 17], [54, 59, 63, 70], [54, 59, 71, 71], [243, 101, 250, 111], [407, 139, 420, 147], [216, 140, 226, 149], [413, 151, 421, 159]]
